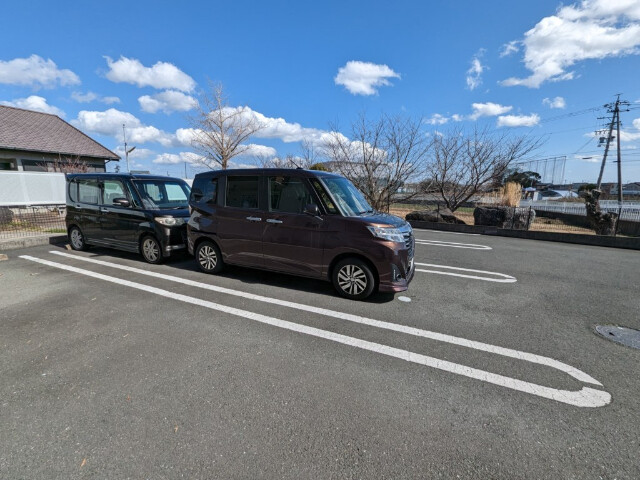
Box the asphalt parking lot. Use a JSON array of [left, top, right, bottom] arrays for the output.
[[1, 229, 639, 479]]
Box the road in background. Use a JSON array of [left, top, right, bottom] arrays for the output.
[[1, 230, 639, 479]]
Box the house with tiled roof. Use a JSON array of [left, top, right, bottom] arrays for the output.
[[0, 105, 119, 172]]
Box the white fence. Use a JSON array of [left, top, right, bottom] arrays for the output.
[[0, 172, 66, 206], [520, 200, 640, 221]]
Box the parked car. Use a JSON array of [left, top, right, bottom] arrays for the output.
[[65, 173, 191, 263], [187, 168, 415, 300]]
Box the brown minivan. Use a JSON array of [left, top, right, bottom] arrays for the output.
[[187, 168, 414, 300]]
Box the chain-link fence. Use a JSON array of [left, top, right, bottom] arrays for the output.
[[0, 205, 67, 240]]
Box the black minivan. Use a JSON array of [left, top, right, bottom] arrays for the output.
[[66, 173, 191, 263], [187, 168, 414, 300]]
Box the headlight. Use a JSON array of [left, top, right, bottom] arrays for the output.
[[155, 216, 186, 227], [366, 226, 405, 243]]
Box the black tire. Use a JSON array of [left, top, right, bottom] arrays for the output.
[[68, 226, 89, 251], [140, 235, 163, 264], [195, 240, 224, 274], [332, 257, 376, 300]]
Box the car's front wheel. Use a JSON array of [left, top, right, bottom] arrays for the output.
[[195, 240, 224, 274], [332, 258, 376, 300], [141, 235, 163, 264], [68, 226, 89, 251]]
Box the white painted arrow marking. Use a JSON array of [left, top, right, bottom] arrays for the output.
[[415, 262, 517, 283]]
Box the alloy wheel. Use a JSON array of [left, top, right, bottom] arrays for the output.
[[198, 245, 218, 271], [142, 237, 160, 263], [337, 264, 368, 296]]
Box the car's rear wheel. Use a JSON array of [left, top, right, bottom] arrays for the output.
[[195, 240, 224, 274], [141, 235, 163, 264], [332, 258, 376, 300], [69, 226, 89, 251]]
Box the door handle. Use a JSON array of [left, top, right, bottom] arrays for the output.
[[266, 219, 283, 224], [246, 216, 262, 222]]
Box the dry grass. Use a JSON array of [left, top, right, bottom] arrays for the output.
[[484, 182, 522, 207]]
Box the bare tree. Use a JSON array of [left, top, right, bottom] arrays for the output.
[[257, 153, 311, 169], [323, 113, 430, 211], [426, 126, 542, 211], [188, 82, 265, 169], [39, 154, 90, 173]]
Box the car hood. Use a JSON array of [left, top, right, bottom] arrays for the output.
[[350, 212, 408, 228], [153, 207, 190, 218]]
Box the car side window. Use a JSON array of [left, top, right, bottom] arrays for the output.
[[191, 178, 217, 205], [101, 180, 127, 205], [310, 179, 338, 214], [78, 179, 100, 204], [269, 176, 314, 214], [226, 176, 259, 209]]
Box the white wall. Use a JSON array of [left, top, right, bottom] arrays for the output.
[[0, 171, 66, 206]]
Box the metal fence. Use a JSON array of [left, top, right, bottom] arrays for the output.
[[390, 199, 640, 237], [0, 205, 67, 240]]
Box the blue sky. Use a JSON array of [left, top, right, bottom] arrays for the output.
[[2, 0, 640, 183]]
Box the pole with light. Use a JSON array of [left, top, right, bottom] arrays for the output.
[[122, 124, 136, 173]]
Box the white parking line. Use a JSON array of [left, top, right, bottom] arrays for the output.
[[415, 239, 492, 250], [36, 252, 610, 407], [416, 230, 480, 237], [415, 263, 517, 283]]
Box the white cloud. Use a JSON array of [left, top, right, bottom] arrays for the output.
[[542, 96, 567, 109], [239, 144, 277, 158], [0, 55, 80, 88], [426, 114, 450, 125], [112, 146, 155, 159], [334, 61, 400, 95], [500, 41, 521, 57], [466, 50, 486, 90], [501, 0, 640, 88], [469, 102, 513, 120], [152, 152, 201, 165], [73, 108, 174, 146], [497, 113, 541, 127], [105, 56, 196, 92], [176, 107, 331, 148], [139, 90, 197, 114], [71, 91, 121, 104], [1, 95, 65, 117], [575, 155, 600, 162]]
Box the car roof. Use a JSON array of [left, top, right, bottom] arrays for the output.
[[193, 168, 341, 179], [66, 173, 185, 181]]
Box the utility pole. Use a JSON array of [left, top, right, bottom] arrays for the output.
[[595, 95, 630, 199], [122, 124, 136, 173]]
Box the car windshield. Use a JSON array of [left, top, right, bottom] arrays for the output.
[[320, 177, 374, 216], [133, 179, 191, 209]]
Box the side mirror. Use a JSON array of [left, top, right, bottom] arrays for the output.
[[113, 197, 131, 208], [303, 203, 320, 217], [190, 188, 204, 203]]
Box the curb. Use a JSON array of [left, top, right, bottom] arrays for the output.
[[0, 234, 68, 251], [408, 221, 640, 250]]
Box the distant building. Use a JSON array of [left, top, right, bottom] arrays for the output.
[[610, 183, 640, 196], [0, 105, 119, 172]]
